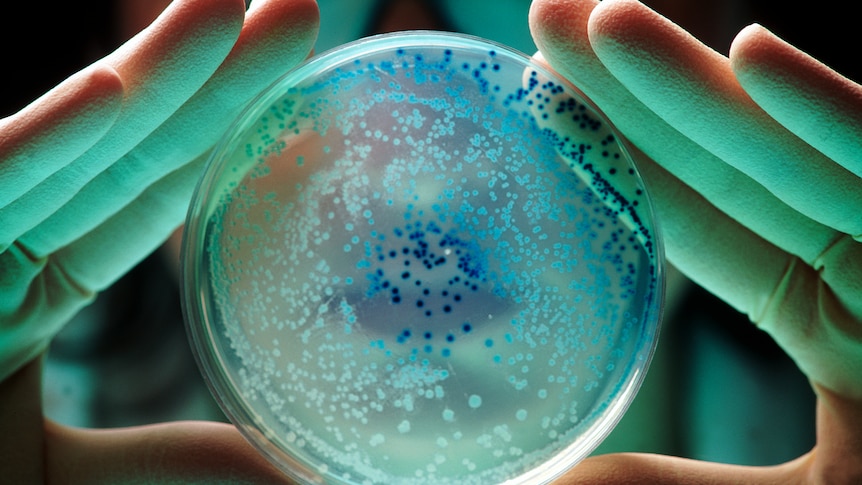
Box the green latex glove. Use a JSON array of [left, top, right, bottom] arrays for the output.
[[531, 0, 862, 399], [530, 0, 862, 482], [0, 0, 318, 384]]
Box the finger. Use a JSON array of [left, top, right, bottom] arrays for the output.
[[0, 65, 123, 208], [736, 25, 862, 350], [0, 242, 94, 383], [731, 23, 862, 178], [633, 144, 862, 398], [528, 0, 609, 104], [631, 146, 792, 321], [529, 0, 845, 266], [586, 0, 862, 237], [101, 0, 244, 128], [18, 0, 320, 258], [0, 0, 245, 249], [56, 150, 208, 296], [44, 420, 292, 484], [0, 152, 207, 383], [554, 451, 801, 484]]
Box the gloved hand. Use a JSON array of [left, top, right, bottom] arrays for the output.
[[530, 0, 862, 482], [1, 1, 316, 481], [0, 0, 318, 385]]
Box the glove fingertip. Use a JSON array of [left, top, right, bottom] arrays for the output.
[[731, 22, 862, 177], [730, 22, 862, 101], [248, 0, 319, 21], [728, 23, 770, 67], [528, 0, 596, 52], [0, 64, 124, 209], [1, 63, 124, 141], [587, 0, 712, 68], [587, 0, 657, 44], [63, 64, 125, 130], [242, 0, 320, 50]]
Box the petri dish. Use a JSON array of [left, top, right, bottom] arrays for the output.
[[182, 31, 664, 485]]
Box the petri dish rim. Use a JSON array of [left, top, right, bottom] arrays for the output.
[[182, 30, 665, 485]]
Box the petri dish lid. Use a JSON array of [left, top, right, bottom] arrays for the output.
[[182, 31, 664, 485]]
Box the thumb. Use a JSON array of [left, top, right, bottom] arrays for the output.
[[554, 451, 804, 484], [44, 420, 294, 484]]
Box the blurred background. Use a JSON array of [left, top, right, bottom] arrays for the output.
[[4, 0, 858, 469]]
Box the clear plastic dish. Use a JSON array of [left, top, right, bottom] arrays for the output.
[[182, 31, 664, 485]]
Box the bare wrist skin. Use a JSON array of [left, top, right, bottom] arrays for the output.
[[0, 355, 292, 484], [553, 383, 862, 485], [808, 384, 862, 484]]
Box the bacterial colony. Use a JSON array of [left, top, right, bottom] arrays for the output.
[[201, 36, 661, 485]]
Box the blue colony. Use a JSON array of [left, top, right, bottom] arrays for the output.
[[204, 34, 661, 485]]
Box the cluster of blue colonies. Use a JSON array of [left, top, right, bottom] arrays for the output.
[[203, 34, 661, 485]]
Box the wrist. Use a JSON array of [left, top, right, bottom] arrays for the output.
[[807, 383, 862, 484]]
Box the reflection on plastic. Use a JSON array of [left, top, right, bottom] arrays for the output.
[[184, 32, 663, 485]]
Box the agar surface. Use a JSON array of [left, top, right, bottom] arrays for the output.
[[201, 37, 660, 484]]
